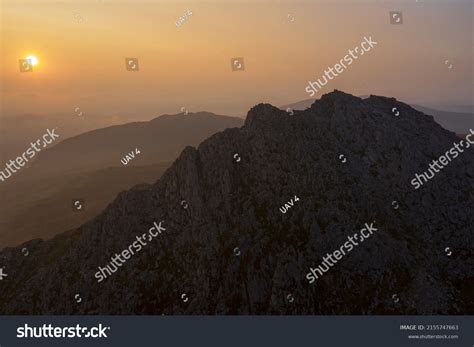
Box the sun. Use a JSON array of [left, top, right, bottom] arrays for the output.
[[26, 55, 39, 66]]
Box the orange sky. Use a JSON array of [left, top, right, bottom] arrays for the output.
[[1, 0, 472, 119]]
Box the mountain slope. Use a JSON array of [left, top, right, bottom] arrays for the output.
[[0, 163, 169, 248], [0, 91, 472, 315]]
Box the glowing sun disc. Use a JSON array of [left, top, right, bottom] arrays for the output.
[[26, 55, 38, 66]]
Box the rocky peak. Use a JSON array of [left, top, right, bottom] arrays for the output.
[[244, 103, 286, 129]]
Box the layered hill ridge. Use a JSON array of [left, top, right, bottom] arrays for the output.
[[27, 112, 243, 176], [0, 90, 472, 315]]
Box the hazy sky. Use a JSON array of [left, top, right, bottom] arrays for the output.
[[1, 0, 472, 119]]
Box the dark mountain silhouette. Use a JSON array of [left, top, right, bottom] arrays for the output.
[[0, 91, 472, 315], [0, 112, 243, 248], [281, 98, 473, 134]]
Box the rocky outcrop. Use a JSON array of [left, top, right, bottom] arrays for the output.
[[0, 90, 472, 314]]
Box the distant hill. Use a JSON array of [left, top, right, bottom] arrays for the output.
[[410, 105, 473, 134], [281, 98, 473, 134], [0, 113, 131, 165], [25, 112, 243, 177]]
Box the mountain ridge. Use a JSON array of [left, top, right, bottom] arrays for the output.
[[281, 96, 473, 134]]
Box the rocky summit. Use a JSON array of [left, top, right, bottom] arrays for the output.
[[0, 90, 472, 315]]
